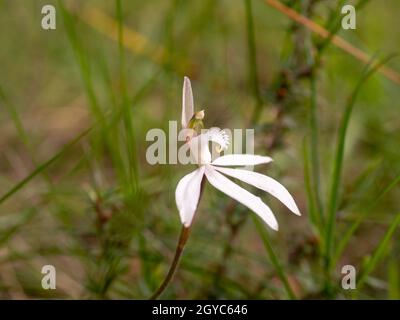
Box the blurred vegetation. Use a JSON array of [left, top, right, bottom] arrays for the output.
[[0, 0, 399, 299]]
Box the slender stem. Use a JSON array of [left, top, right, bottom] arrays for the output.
[[244, 0, 263, 123], [264, 0, 400, 85], [150, 226, 191, 300], [357, 213, 400, 289], [253, 217, 296, 299], [115, 0, 139, 193], [150, 178, 206, 299], [333, 172, 400, 266], [309, 73, 324, 221], [302, 140, 321, 232]]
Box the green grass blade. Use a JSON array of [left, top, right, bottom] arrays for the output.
[[244, 0, 263, 123], [324, 54, 397, 295], [62, 1, 140, 192], [0, 85, 54, 187], [388, 254, 400, 299], [0, 86, 30, 147], [0, 69, 158, 207], [0, 127, 92, 205], [357, 213, 400, 289], [60, 1, 105, 122], [0, 208, 38, 245], [308, 74, 324, 222], [333, 171, 400, 266], [115, 0, 139, 194], [302, 139, 321, 233], [253, 217, 296, 299], [324, 54, 396, 270]]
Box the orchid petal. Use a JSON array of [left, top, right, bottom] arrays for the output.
[[213, 166, 300, 215], [189, 134, 212, 165], [182, 76, 194, 128], [212, 154, 273, 167], [175, 166, 205, 227], [205, 165, 278, 230]]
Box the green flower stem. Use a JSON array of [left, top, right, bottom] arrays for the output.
[[150, 225, 192, 300], [150, 177, 206, 299]]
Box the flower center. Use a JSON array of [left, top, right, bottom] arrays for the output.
[[188, 128, 230, 166]]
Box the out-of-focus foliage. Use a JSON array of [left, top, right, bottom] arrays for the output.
[[0, 0, 399, 299]]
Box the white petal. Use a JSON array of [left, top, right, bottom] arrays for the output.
[[205, 165, 278, 230], [189, 134, 212, 165], [212, 154, 273, 167], [182, 76, 194, 128], [213, 167, 300, 215], [175, 166, 205, 227]]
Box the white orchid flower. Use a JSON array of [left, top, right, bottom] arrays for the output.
[[176, 77, 300, 231]]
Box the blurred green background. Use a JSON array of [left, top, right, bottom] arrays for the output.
[[0, 0, 399, 299]]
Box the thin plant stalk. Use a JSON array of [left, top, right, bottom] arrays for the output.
[[357, 213, 400, 289], [332, 172, 400, 266], [116, 0, 139, 194], [244, 0, 263, 123], [0, 127, 92, 205], [150, 226, 191, 300], [308, 73, 324, 223], [150, 178, 206, 299], [264, 0, 400, 85], [302, 140, 322, 233], [253, 217, 296, 299]]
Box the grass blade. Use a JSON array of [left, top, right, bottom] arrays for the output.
[[388, 254, 400, 299], [333, 171, 400, 266], [253, 217, 296, 299], [357, 213, 400, 289], [0, 127, 92, 205], [244, 0, 263, 123], [324, 54, 397, 292], [308, 74, 324, 223], [302, 139, 321, 233], [116, 0, 139, 194], [0, 70, 158, 206]]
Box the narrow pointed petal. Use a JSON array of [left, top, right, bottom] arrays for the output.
[[213, 166, 301, 215], [205, 166, 278, 230], [175, 166, 205, 227], [212, 154, 273, 167], [182, 76, 194, 128]]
